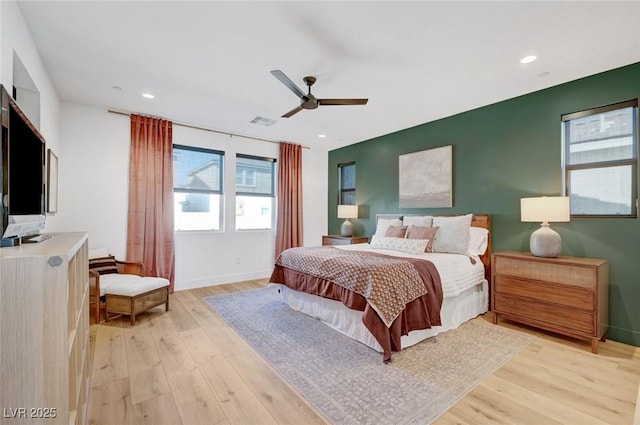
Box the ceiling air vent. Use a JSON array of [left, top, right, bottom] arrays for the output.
[[250, 116, 277, 127]]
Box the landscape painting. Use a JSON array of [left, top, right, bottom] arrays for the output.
[[399, 145, 452, 208]]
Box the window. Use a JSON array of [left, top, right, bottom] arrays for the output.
[[173, 145, 224, 231], [338, 162, 356, 205], [235, 154, 275, 230], [562, 99, 638, 217]]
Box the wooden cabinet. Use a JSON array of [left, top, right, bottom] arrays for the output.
[[0, 232, 90, 424], [322, 235, 369, 246], [492, 251, 608, 354]]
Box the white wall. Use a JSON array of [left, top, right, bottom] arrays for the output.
[[58, 103, 130, 251], [1, 0, 328, 288], [60, 102, 328, 290], [1, 1, 61, 230]]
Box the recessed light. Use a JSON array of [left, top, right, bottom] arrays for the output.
[[520, 55, 537, 64], [142, 93, 155, 99], [318, 134, 326, 138]]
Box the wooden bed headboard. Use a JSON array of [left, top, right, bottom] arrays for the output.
[[375, 213, 492, 281]]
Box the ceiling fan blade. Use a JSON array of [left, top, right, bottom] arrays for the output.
[[281, 105, 304, 118], [271, 70, 306, 99], [318, 98, 368, 106]]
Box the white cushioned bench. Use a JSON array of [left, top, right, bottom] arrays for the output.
[[104, 275, 170, 326], [89, 248, 170, 325]]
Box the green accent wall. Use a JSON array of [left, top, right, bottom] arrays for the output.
[[328, 62, 640, 346]]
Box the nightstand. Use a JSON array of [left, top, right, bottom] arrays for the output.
[[492, 251, 609, 353], [322, 235, 369, 246]]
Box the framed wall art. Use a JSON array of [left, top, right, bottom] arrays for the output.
[[47, 148, 58, 214], [399, 145, 452, 208]]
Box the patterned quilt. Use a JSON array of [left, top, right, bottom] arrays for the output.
[[275, 246, 429, 327]]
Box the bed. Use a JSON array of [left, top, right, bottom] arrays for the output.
[[269, 213, 491, 362]]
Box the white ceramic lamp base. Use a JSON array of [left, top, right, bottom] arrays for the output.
[[340, 219, 354, 237], [530, 223, 561, 257]]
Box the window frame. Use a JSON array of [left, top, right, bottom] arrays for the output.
[[338, 161, 356, 205], [561, 99, 639, 218], [173, 144, 225, 231], [235, 153, 276, 231]]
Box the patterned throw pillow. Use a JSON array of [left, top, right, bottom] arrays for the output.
[[88, 255, 119, 275], [385, 225, 408, 238], [406, 225, 439, 253], [370, 235, 429, 255]]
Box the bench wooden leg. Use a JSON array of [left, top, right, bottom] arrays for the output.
[[130, 297, 135, 326], [106, 286, 169, 326]]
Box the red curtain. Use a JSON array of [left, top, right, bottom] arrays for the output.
[[127, 114, 175, 291], [275, 142, 303, 257]]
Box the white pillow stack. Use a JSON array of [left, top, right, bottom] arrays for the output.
[[370, 214, 489, 257]]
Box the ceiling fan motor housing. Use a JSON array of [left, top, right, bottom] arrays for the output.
[[301, 95, 318, 110]]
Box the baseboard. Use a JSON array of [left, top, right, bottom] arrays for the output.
[[607, 325, 640, 347], [174, 271, 271, 291]]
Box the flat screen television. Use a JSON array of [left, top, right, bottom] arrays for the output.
[[1, 85, 46, 243]]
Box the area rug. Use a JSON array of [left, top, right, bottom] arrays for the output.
[[205, 287, 534, 425]]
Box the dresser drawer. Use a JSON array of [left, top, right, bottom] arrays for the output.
[[494, 293, 595, 335], [322, 236, 368, 246], [494, 256, 596, 289], [494, 276, 595, 310], [323, 237, 349, 246]]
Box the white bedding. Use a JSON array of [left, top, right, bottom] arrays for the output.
[[271, 242, 488, 352], [336, 243, 485, 297]]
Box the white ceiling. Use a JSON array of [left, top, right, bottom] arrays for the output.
[[17, 1, 640, 151]]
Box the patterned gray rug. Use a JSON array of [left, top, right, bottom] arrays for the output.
[[205, 287, 534, 425]]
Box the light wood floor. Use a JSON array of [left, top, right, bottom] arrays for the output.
[[87, 279, 640, 425]]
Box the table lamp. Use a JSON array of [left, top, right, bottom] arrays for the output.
[[337, 205, 358, 237], [520, 196, 570, 257]]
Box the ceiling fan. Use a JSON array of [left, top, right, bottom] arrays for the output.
[[270, 70, 368, 118]]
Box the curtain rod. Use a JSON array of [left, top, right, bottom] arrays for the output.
[[107, 108, 310, 149]]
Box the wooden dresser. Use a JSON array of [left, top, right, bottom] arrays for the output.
[[0, 232, 90, 424], [492, 251, 609, 353], [322, 235, 369, 246]]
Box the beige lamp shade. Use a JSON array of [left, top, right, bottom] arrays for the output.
[[337, 205, 358, 219], [521, 196, 570, 223]]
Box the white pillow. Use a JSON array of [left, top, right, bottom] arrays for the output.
[[468, 226, 489, 256], [373, 218, 403, 238], [432, 214, 472, 255], [370, 235, 429, 255], [402, 215, 434, 227]]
